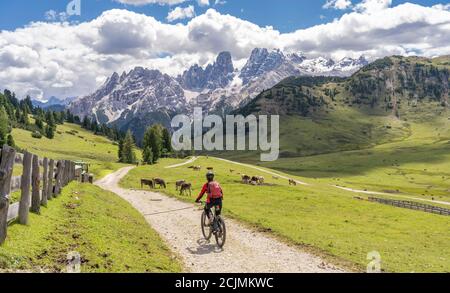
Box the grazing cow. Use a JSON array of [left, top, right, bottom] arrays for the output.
[[180, 183, 192, 196], [153, 178, 167, 189], [249, 180, 258, 186], [230, 169, 235, 174], [242, 175, 251, 184], [257, 176, 265, 185], [207, 167, 214, 171], [141, 179, 154, 189], [289, 179, 297, 186], [175, 180, 186, 191], [193, 166, 201, 171]]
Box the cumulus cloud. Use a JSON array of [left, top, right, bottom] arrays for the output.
[[354, 0, 392, 13], [0, 3, 449, 101], [167, 5, 196, 22], [197, 0, 210, 6], [323, 0, 352, 10]]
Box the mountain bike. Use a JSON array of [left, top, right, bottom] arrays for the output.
[[199, 201, 226, 248]]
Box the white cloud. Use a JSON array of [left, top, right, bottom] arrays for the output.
[[323, 0, 352, 10], [354, 0, 392, 13], [167, 5, 196, 22], [432, 4, 450, 11], [197, 0, 210, 6], [114, 0, 187, 5], [0, 3, 449, 101]]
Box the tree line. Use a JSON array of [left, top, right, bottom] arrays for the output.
[[118, 124, 173, 165]]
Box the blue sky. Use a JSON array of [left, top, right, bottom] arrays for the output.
[[0, 0, 446, 32]]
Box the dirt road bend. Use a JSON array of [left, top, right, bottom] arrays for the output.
[[95, 167, 345, 273]]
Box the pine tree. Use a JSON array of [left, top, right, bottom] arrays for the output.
[[7, 134, 15, 147], [0, 106, 9, 145], [161, 127, 172, 153], [120, 131, 136, 164], [143, 125, 162, 164], [45, 125, 55, 139], [45, 111, 55, 128], [142, 147, 154, 165]]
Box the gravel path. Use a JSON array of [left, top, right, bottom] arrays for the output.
[[165, 156, 199, 169], [95, 166, 345, 273]]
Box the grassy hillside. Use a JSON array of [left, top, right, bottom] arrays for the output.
[[219, 55, 450, 203], [1, 182, 182, 272], [11, 122, 131, 179], [2, 123, 181, 272], [120, 157, 450, 272]]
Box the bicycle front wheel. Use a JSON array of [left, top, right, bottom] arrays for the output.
[[215, 216, 226, 248], [201, 211, 212, 240]]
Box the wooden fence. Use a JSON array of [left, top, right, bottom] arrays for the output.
[[0, 145, 78, 244], [368, 197, 450, 216]]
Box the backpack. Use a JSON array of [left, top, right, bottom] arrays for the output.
[[207, 181, 222, 199]]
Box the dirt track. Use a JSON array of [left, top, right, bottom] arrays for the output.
[[95, 167, 345, 273]]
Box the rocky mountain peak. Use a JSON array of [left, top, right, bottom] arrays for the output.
[[179, 51, 234, 91]]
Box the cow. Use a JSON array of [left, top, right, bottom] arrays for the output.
[[193, 166, 201, 171], [141, 179, 154, 189], [230, 169, 235, 174], [175, 180, 186, 191], [257, 176, 265, 185], [180, 183, 192, 196], [289, 179, 297, 186], [207, 167, 214, 171], [242, 174, 251, 184], [153, 178, 167, 189]]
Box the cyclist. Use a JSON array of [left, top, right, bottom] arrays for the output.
[[195, 171, 223, 233]]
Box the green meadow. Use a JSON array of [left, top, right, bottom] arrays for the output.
[[1, 123, 181, 272], [120, 156, 450, 273], [1, 182, 181, 272]]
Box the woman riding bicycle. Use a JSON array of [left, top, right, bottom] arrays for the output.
[[195, 171, 223, 233]]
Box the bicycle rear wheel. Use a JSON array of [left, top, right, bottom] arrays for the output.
[[215, 216, 226, 248], [201, 210, 212, 240]]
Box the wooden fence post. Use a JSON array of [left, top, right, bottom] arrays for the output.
[[0, 145, 16, 244], [47, 159, 54, 200], [41, 158, 48, 206], [54, 160, 64, 196], [18, 151, 32, 225], [64, 160, 69, 186], [31, 155, 41, 214]]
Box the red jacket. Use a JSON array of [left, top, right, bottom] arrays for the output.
[[196, 182, 223, 203]]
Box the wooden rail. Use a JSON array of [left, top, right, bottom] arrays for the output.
[[0, 145, 78, 244], [368, 197, 450, 216]]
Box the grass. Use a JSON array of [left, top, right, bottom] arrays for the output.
[[11, 122, 136, 179], [2, 123, 179, 273], [120, 156, 450, 273], [0, 182, 182, 272]]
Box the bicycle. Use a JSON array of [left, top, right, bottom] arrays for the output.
[[199, 201, 226, 248]]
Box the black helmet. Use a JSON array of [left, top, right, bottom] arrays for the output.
[[206, 171, 215, 181]]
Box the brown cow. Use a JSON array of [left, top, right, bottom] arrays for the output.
[[175, 180, 186, 191], [207, 167, 214, 170], [289, 179, 297, 186], [141, 179, 154, 189], [242, 174, 251, 184], [153, 178, 167, 189], [180, 183, 192, 196]]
